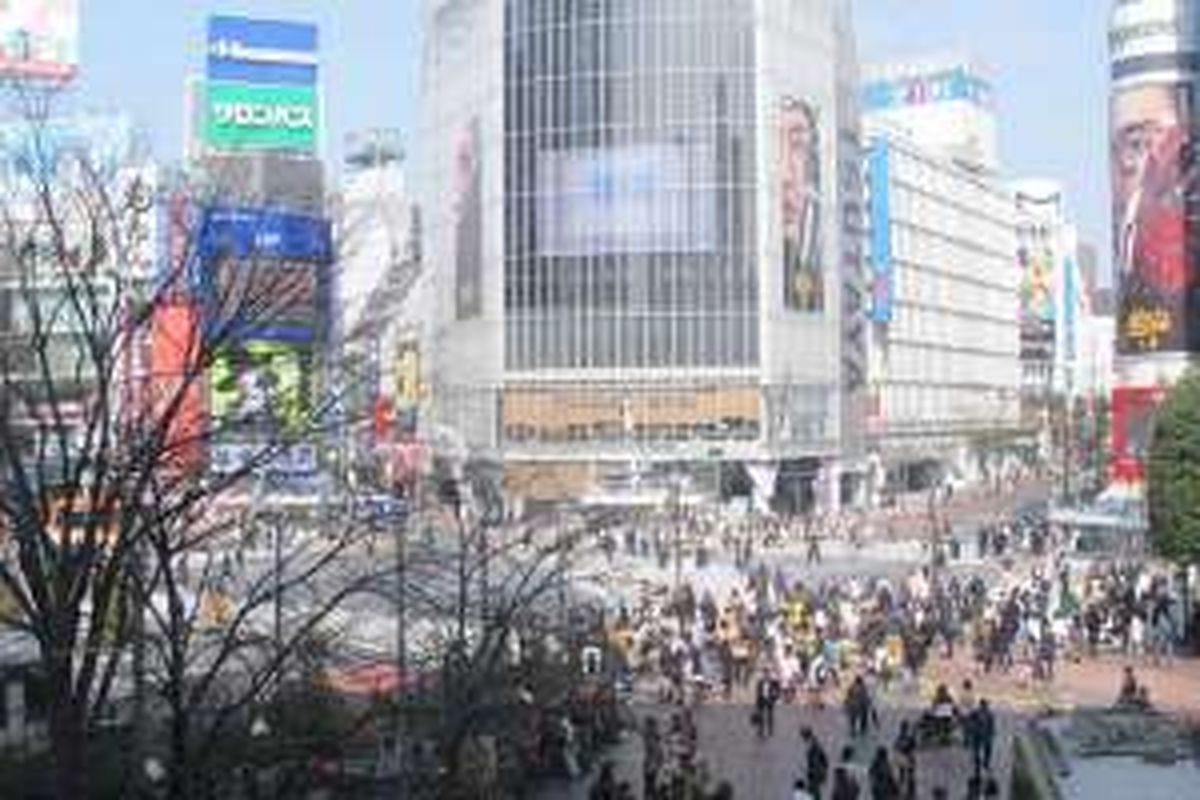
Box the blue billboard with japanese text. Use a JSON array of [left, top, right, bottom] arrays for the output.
[[207, 16, 318, 86], [196, 206, 331, 344]]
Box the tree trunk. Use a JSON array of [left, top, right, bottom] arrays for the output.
[[49, 698, 88, 800]]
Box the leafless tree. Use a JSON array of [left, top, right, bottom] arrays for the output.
[[393, 470, 596, 799], [0, 90, 383, 800]]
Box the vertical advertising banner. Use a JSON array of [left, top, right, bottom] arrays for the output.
[[394, 339, 421, 436], [866, 138, 894, 323], [1111, 385, 1166, 483], [0, 0, 78, 80], [1112, 81, 1200, 354], [150, 302, 206, 473], [1019, 245, 1056, 326], [1062, 252, 1078, 363], [454, 119, 483, 320], [781, 97, 823, 312]]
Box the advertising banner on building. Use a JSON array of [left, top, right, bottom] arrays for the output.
[[1112, 81, 1200, 354], [535, 142, 716, 257], [211, 342, 312, 437], [211, 260, 322, 343], [394, 339, 421, 435], [150, 302, 205, 472], [0, 0, 78, 80], [1111, 385, 1167, 483], [454, 119, 483, 319], [780, 97, 823, 312], [208, 335, 316, 474], [210, 441, 318, 477], [1019, 244, 1056, 326], [205, 82, 318, 154], [197, 207, 330, 342], [866, 138, 893, 322], [199, 206, 332, 262], [207, 16, 318, 86], [861, 66, 992, 112]]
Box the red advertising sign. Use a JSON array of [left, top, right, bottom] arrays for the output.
[[150, 302, 206, 472], [1111, 385, 1167, 483]]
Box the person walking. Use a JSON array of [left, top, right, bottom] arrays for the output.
[[844, 675, 875, 738], [801, 727, 830, 800], [754, 670, 782, 738], [589, 761, 618, 800], [893, 721, 917, 800], [643, 716, 663, 800], [831, 765, 860, 800], [867, 747, 900, 800], [965, 699, 996, 777]]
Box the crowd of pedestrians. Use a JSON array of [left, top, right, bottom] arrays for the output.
[[599, 510, 1183, 711]]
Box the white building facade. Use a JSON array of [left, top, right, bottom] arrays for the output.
[[419, 0, 867, 510], [862, 130, 1021, 490]]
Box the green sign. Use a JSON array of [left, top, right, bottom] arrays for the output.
[[205, 82, 317, 153]]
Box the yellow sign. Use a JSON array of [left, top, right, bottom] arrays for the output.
[[1124, 306, 1171, 351], [395, 340, 421, 409]]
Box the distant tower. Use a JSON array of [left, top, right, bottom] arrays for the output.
[[1108, 0, 1200, 484]]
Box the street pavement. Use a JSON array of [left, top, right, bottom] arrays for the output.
[[538, 652, 1200, 800], [539, 694, 1018, 800]]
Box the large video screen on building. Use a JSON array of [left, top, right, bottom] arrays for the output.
[[1112, 81, 1200, 354], [536, 142, 715, 257], [210, 342, 311, 436], [781, 97, 823, 312]]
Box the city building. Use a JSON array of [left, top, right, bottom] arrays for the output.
[[0, 114, 157, 467], [418, 0, 867, 511], [333, 129, 427, 492], [861, 54, 999, 171], [170, 15, 335, 503], [861, 130, 1021, 493], [1108, 0, 1200, 485], [1012, 181, 1095, 412], [860, 58, 1022, 494]]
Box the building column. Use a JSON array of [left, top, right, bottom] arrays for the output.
[[821, 460, 843, 514]]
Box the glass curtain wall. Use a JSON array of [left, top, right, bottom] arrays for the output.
[[503, 0, 759, 371]]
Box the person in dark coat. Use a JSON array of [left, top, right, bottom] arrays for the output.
[[801, 726, 830, 800], [831, 765, 860, 800], [754, 671, 782, 737], [868, 747, 899, 800], [844, 675, 875, 738], [964, 699, 996, 776]]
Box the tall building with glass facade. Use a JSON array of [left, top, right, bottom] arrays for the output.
[[419, 0, 865, 509]]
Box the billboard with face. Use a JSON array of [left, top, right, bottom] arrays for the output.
[[781, 97, 823, 312], [1112, 80, 1200, 354]]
